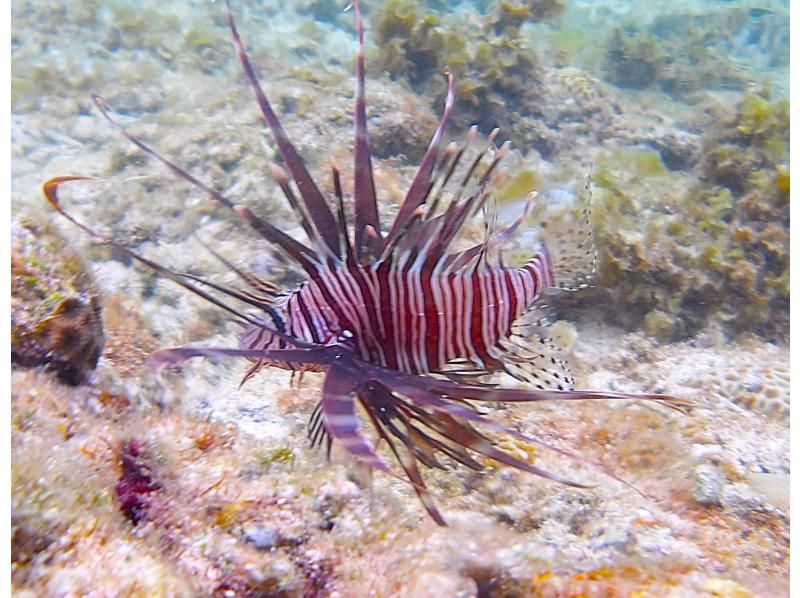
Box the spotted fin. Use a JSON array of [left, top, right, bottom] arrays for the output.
[[530, 176, 597, 291], [494, 302, 576, 391]]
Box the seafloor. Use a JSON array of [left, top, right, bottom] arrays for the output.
[[11, 0, 789, 596]]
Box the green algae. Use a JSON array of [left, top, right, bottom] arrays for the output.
[[256, 446, 296, 473], [632, 150, 668, 178], [371, 0, 543, 138], [496, 169, 541, 204]]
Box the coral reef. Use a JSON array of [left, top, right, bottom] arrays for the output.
[[11, 217, 104, 385]]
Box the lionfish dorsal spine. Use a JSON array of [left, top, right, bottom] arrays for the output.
[[351, 0, 382, 263], [383, 70, 456, 250], [224, 0, 341, 260]]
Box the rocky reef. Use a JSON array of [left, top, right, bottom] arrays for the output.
[[11, 217, 105, 385], [603, 6, 788, 98], [369, 1, 789, 342], [562, 89, 789, 342], [11, 0, 788, 595], [11, 324, 789, 595], [371, 0, 560, 154]]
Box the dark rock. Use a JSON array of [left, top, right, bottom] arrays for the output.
[[11, 218, 105, 385]]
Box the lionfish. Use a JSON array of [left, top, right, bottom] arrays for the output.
[[44, 0, 683, 525]]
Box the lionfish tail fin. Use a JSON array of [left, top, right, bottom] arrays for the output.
[[533, 174, 597, 291]]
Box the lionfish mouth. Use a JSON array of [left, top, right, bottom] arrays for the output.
[[44, 0, 688, 525]]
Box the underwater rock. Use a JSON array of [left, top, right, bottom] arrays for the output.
[[692, 464, 725, 507], [489, 0, 565, 35], [646, 130, 701, 172], [603, 8, 774, 98], [11, 217, 104, 385], [11, 516, 55, 572], [11, 1, 789, 595], [371, 0, 545, 143], [643, 309, 679, 342], [605, 27, 665, 89], [721, 483, 770, 516], [99, 295, 159, 379], [557, 88, 788, 342], [242, 523, 278, 551], [651, 6, 789, 84], [361, 77, 439, 163]]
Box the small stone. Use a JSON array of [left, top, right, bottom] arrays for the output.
[[648, 131, 701, 171], [593, 527, 634, 553], [690, 444, 724, 461], [692, 464, 725, 506], [242, 524, 277, 551]]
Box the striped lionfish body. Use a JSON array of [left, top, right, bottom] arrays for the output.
[[242, 233, 555, 380], [45, 1, 684, 525]]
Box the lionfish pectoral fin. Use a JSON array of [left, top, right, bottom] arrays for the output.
[[385, 376, 597, 487], [435, 412, 596, 489], [495, 308, 577, 391], [148, 345, 335, 386], [44, 177, 287, 337], [358, 387, 446, 525], [380, 369, 690, 490], [320, 363, 393, 474]]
